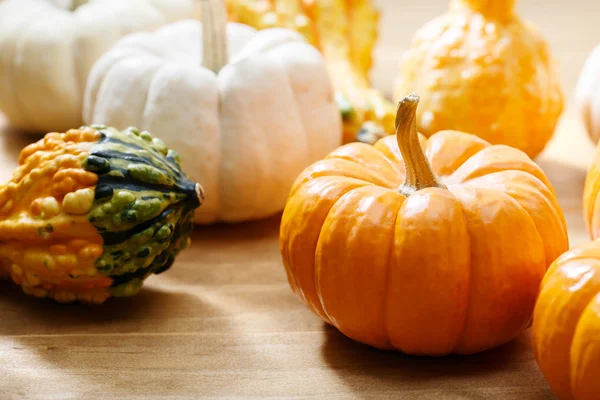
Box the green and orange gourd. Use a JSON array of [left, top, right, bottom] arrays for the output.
[[0, 125, 202, 303]]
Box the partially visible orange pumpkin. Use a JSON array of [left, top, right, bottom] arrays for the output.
[[532, 241, 600, 400], [280, 93, 568, 355], [584, 140, 600, 239], [537, 138, 600, 398]]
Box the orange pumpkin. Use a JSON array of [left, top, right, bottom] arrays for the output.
[[532, 142, 600, 399], [532, 242, 600, 400], [584, 141, 600, 239], [280, 94, 568, 355]]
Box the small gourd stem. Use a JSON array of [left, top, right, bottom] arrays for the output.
[[450, 0, 516, 20], [200, 0, 229, 73], [397, 94, 447, 197]]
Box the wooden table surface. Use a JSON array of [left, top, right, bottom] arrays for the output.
[[2, 1, 599, 399]]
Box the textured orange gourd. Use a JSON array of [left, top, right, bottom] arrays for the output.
[[226, 0, 395, 143], [532, 242, 600, 400], [280, 94, 568, 355], [0, 126, 202, 303], [394, 0, 564, 158]]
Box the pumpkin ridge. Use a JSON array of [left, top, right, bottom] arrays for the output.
[[270, 52, 311, 164], [314, 184, 378, 323], [139, 60, 182, 128], [382, 198, 408, 349], [284, 176, 369, 322], [424, 131, 491, 178], [448, 145, 553, 193], [451, 186, 545, 353], [533, 256, 600, 399], [570, 291, 600, 397], [373, 142, 407, 179], [458, 169, 568, 254], [319, 155, 397, 188], [450, 190, 473, 354], [504, 187, 547, 326]]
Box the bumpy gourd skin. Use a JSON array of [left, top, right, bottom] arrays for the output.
[[0, 126, 202, 303], [226, 0, 395, 143], [394, 0, 564, 158]]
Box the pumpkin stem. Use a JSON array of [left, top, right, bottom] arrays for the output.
[[200, 0, 229, 73], [450, 0, 516, 20], [397, 94, 447, 197]]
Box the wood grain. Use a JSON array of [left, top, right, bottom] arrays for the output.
[[1, 0, 598, 398]]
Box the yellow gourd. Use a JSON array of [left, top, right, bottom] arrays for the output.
[[395, 0, 564, 158], [226, 0, 395, 143]]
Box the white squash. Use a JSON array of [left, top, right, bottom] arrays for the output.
[[83, 0, 341, 224], [576, 44, 600, 143], [0, 0, 198, 133]]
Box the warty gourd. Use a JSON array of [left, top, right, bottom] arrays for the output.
[[0, 125, 203, 303]]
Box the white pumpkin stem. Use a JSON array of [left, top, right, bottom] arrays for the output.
[[396, 94, 447, 197], [200, 0, 229, 73]]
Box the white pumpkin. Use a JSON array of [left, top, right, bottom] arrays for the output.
[[83, 0, 341, 224], [0, 0, 198, 133], [576, 44, 600, 143]]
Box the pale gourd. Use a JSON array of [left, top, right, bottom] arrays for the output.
[[83, 0, 341, 224], [576, 44, 600, 143], [0, 0, 199, 133]]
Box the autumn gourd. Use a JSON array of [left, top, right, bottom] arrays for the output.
[[532, 242, 600, 400], [394, 0, 564, 158], [280, 94, 568, 355], [84, 0, 341, 224], [0, 125, 203, 303], [226, 0, 395, 143], [0, 0, 198, 133], [576, 44, 600, 143]]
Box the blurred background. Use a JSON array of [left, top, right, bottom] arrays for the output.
[[0, 0, 598, 241], [373, 0, 600, 103]]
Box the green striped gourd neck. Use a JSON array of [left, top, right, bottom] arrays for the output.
[[82, 125, 202, 296]]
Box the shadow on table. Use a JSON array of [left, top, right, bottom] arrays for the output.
[[161, 213, 284, 286], [0, 281, 215, 334], [191, 212, 282, 244], [322, 325, 521, 377], [320, 325, 555, 399], [1, 281, 225, 396]]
